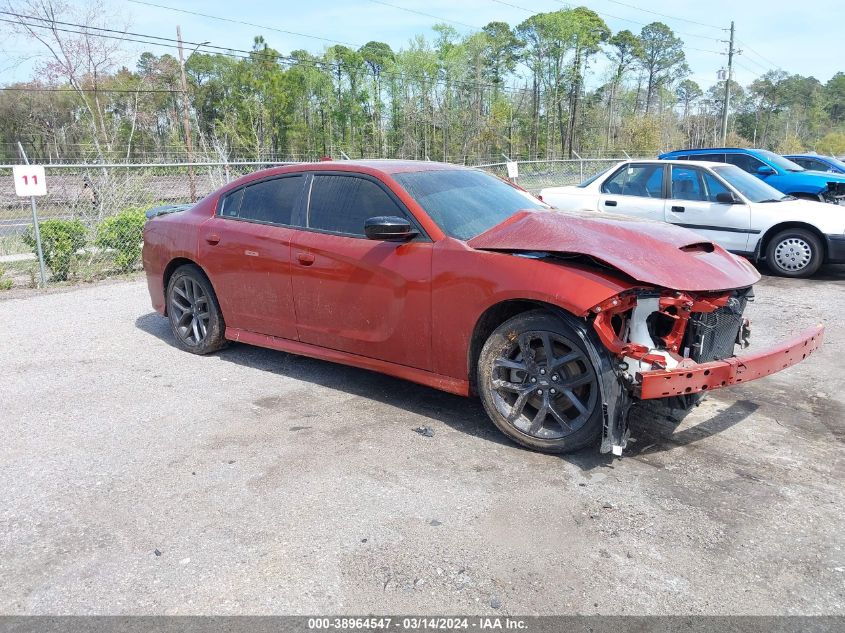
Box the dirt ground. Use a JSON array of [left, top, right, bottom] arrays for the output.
[[1, 266, 843, 615]]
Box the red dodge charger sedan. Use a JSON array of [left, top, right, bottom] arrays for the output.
[[142, 160, 823, 455]]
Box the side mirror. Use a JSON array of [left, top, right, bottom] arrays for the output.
[[757, 165, 776, 176], [715, 191, 742, 204], [364, 216, 417, 241]]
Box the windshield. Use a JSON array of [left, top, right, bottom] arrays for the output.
[[712, 165, 789, 202], [817, 156, 845, 172], [757, 149, 805, 172], [393, 169, 548, 240]]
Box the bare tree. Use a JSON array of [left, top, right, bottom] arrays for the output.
[[4, 0, 129, 160]]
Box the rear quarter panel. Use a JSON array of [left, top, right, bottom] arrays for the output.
[[142, 199, 215, 314]]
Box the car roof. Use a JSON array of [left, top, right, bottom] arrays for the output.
[[614, 158, 733, 168], [662, 147, 764, 154], [218, 159, 476, 193], [297, 159, 469, 174]]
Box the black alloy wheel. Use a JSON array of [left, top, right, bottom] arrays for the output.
[[166, 264, 227, 354]]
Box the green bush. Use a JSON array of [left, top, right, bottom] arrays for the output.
[[23, 219, 87, 281], [0, 266, 12, 291], [96, 207, 148, 272]]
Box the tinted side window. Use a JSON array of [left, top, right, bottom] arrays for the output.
[[807, 158, 830, 171], [601, 164, 664, 197], [236, 176, 304, 225], [694, 153, 727, 163], [220, 188, 243, 217], [725, 153, 765, 173], [308, 175, 405, 235]]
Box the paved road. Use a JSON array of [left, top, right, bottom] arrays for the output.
[[0, 217, 31, 237], [0, 271, 843, 614]]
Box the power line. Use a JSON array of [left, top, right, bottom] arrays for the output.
[[0, 86, 179, 93], [489, 0, 533, 12], [603, 0, 723, 31], [366, 0, 478, 30], [736, 39, 782, 71], [736, 53, 770, 73], [1, 13, 523, 95], [544, 0, 724, 43], [125, 0, 361, 48], [733, 60, 763, 77]]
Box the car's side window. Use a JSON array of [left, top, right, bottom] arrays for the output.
[[693, 153, 726, 163], [700, 171, 732, 202], [240, 176, 304, 224], [601, 164, 664, 197], [672, 166, 733, 203], [670, 166, 705, 201], [725, 153, 766, 174], [220, 188, 244, 217], [219, 175, 304, 225], [807, 159, 829, 171], [308, 174, 406, 236]]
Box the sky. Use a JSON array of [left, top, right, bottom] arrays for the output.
[[1, 0, 842, 91]]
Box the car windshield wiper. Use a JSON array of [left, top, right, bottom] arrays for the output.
[[757, 198, 787, 203]]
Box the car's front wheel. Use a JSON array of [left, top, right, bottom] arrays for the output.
[[477, 310, 604, 453], [765, 228, 823, 278], [166, 264, 227, 354]]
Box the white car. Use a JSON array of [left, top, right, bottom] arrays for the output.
[[540, 159, 845, 277]]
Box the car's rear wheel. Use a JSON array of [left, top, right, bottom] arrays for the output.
[[166, 264, 227, 354], [765, 228, 823, 278], [477, 310, 603, 453]]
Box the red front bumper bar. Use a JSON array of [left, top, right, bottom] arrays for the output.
[[636, 324, 824, 400]]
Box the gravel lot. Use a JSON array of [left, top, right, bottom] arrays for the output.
[[1, 267, 843, 615]]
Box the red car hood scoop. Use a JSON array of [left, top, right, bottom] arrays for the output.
[[467, 210, 760, 292]]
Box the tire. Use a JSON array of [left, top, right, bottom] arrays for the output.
[[165, 264, 227, 354], [477, 310, 604, 453], [765, 228, 823, 278]]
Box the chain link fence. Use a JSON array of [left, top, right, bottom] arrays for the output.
[[0, 157, 626, 290], [475, 158, 621, 194]]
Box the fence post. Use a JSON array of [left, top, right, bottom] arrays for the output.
[[572, 151, 584, 182], [17, 142, 47, 287]]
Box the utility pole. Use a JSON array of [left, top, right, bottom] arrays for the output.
[[720, 20, 735, 146], [177, 25, 196, 202]]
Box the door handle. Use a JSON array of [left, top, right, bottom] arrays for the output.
[[604, 200, 617, 207], [296, 252, 315, 266], [671, 205, 685, 213], [205, 234, 221, 245]]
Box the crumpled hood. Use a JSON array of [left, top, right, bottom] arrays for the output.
[[467, 210, 761, 292]]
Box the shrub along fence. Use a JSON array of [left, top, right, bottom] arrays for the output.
[[0, 158, 623, 290]]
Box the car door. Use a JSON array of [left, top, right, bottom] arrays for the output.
[[198, 174, 306, 340], [598, 163, 667, 220], [289, 172, 433, 371], [664, 165, 752, 253]]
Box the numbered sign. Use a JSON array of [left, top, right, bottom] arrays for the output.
[[506, 161, 519, 179], [13, 165, 47, 197]]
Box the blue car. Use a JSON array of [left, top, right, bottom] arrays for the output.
[[658, 147, 845, 205], [784, 154, 845, 175]]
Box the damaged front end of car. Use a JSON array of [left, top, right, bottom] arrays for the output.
[[586, 287, 823, 455], [822, 181, 845, 205]]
